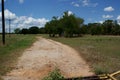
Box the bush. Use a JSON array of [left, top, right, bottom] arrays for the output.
[[42, 68, 64, 80], [94, 66, 108, 75]]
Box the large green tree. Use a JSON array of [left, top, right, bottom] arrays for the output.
[[45, 11, 84, 37], [102, 20, 115, 35], [45, 16, 59, 37]]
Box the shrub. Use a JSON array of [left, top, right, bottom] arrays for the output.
[[94, 66, 108, 75], [42, 68, 64, 80]]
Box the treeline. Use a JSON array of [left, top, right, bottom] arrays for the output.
[[83, 20, 120, 35], [14, 11, 120, 37], [44, 11, 120, 37], [14, 26, 46, 34]]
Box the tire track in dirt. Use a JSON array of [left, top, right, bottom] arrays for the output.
[[3, 37, 93, 80]]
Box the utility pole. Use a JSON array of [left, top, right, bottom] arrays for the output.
[[1, 0, 5, 45], [8, 18, 11, 37], [6, 17, 15, 37]]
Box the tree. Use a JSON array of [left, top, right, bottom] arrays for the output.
[[45, 11, 84, 37], [39, 27, 46, 34], [45, 16, 59, 37], [80, 25, 88, 34], [102, 20, 114, 35], [60, 11, 84, 37], [29, 26, 39, 34], [89, 23, 102, 35], [14, 28, 21, 34], [21, 28, 29, 34], [111, 20, 120, 35], [86, 20, 120, 35]]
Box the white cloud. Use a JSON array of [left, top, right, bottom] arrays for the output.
[[102, 15, 113, 19], [82, 0, 98, 7], [19, 0, 24, 4], [16, 17, 49, 29], [99, 21, 103, 24], [117, 15, 120, 25], [74, 4, 80, 7], [117, 15, 120, 20], [82, 0, 89, 6], [71, 0, 98, 7], [74, 3, 80, 7], [68, 11, 73, 16], [0, 9, 16, 19], [0, 9, 49, 32], [71, 2, 80, 7], [104, 6, 114, 12]]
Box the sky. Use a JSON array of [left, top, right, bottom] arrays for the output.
[[0, 0, 120, 32]]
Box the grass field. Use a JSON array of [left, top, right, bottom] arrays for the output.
[[41, 35, 120, 74], [0, 34, 120, 79], [0, 34, 36, 76]]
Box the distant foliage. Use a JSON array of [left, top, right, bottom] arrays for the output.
[[14, 27, 46, 34], [29, 26, 39, 34], [14, 28, 21, 34], [20, 28, 29, 34], [87, 20, 120, 35]]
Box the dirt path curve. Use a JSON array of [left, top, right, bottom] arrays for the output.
[[3, 37, 93, 80]]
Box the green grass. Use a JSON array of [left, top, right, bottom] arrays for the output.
[[1, 34, 119, 79], [0, 34, 36, 76], [42, 35, 120, 74]]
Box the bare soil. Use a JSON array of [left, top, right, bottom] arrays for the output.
[[3, 37, 93, 80]]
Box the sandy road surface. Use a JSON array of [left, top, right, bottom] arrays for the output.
[[3, 37, 93, 80]]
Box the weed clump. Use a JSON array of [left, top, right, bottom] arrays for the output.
[[42, 68, 64, 80]]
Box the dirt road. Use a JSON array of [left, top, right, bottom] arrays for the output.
[[3, 37, 93, 80]]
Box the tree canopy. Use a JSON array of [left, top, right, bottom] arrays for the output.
[[45, 11, 84, 37]]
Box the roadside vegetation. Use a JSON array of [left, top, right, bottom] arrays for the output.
[[42, 68, 64, 80], [0, 34, 36, 76], [47, 35, 120, 74]]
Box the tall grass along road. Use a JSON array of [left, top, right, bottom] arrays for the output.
[[48, 35, 120, 74], [0, 35, 36, 79]]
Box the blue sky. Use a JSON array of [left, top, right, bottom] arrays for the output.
[[0, 0, 120, 32]]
